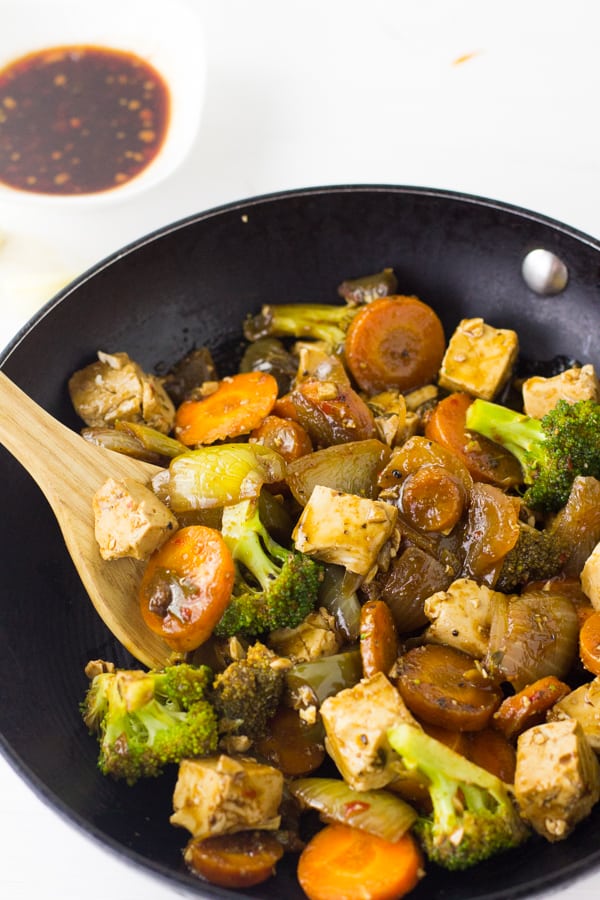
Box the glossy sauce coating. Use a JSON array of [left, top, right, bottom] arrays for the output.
[[0, 45, 169, 195]]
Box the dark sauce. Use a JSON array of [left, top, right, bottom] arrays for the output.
[[0, 45, 170, 196]]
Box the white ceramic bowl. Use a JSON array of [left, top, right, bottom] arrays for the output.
[[0, 0, 206, 205]]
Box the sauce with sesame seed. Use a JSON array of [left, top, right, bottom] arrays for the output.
[[0, 45, 169, 196]]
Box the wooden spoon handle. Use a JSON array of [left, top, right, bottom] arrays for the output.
[[0, 371, 94, 502], [0, 371, 159, 500], [0, 371, 171, 669]]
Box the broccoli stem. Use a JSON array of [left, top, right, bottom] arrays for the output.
[[387, 722, 529, 869], [244, 303, 359, 348], [221, 499, 283, 589], [388, 722, 507, 797], [465, 399, 546, 483]]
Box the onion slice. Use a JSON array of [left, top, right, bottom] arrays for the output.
[[154, 444, 286, 511], [485, 588, 579, 691], [289, 777, 417, 843]]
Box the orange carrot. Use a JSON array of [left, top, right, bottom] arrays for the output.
[[344, 295, 445, 394], [184, 831, 284, 888], [424, 392, 523, 489], [297, 823, 423, 900], [139, 525, 234, 652], [493, 676, 571, 740], [174, 371, 278, 445], [359, 599, 400, 678], [466, 728, 517, 783], [400, 464, 465, 533], [393, 644, 502, 732], [580, 610, 600, 676], [420, 721, 471, 757], [250, 414, 313, 463]]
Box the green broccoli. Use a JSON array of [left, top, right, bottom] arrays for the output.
[[214, 497, 322, 637], [465, 397, 600, 511], [243, 302, 359, 351], [211, 642, 285, 740], [387, 723, 529, 870], [81, 663, 218, 784], [494, 522, 569, 592]]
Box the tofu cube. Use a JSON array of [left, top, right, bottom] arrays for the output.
[[69, 351, 175, 432], [438, 317, 519, 400], [268, 608, 341, 662], [522, 364, 600, 419], [320, 672, 416, 791], [549, 679, 600, 752], [581, 541, 600, 609], [292, 484, 399, 579], [170, 755, 283, 839], [424, 577, 499, 658], [93, 476, 178, 560], [514, 719, 600, 841]]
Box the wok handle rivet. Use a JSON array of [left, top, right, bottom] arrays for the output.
[[521, 248, 569, 295]]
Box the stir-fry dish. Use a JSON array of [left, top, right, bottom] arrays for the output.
[[71, 267, 600, 899]]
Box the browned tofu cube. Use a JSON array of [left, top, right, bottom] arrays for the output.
[[170, 755, 283, 840], [438, 317, 518, 400], [320, 672, 417, 791], [514, 719, 600, 841]]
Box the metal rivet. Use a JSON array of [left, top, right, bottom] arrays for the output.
[[521, 248, 569, 296]]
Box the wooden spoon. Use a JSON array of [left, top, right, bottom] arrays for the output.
[[0, 371, 174, 669]]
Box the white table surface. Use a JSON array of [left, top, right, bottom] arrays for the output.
[[2, 1, 600, 897]]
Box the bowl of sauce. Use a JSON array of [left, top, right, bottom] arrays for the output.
[[0, 0, 205, 203]]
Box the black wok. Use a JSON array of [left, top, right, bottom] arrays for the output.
[[1, 185, 600, 900]]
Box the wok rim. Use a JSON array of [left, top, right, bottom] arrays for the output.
[[3, 182, 600, 365]]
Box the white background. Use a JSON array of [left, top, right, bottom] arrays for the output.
[[1, 1, 600, 897]]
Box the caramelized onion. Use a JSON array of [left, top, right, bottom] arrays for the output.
[[550, 476, 600, 576], [485, 588, 579, 691], [285, 650, 362, 708], [287, 439, 390, 506], [318, 564, 362, 641], [462, 483, 520, 584], [362, 544, 453, 634], [81, 425, 165, 465]]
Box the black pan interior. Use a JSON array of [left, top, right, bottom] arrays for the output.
[[2, 185, 600, 900]]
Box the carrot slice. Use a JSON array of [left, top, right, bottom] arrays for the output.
[[344, 295, 445, 394], [174, 371, 278, 445], [424, 392, 523, 488], [139, 525, 234, 652], [250, 414, 313, 463], [184, 831, 284, 888], [400, 464, 466, 534], [421, 721, 471, 756], [393, 644, 503, 731], [580, 610, 600, 676], [359, 599, 399, 678], [255, 706, 326, 776], [493, 676, 571, 740], [297, 823, 423, 900], [466, 727, 517, 783]]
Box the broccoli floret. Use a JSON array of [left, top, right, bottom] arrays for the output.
[[212, 642, 285, 740], [494, 522, 569, 592], [466, 398, 600, 511], [81, 664, 218, 784], [214, 498, 322, 637], [243, 302, 359, 351], [388, 723, 529, 870]]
